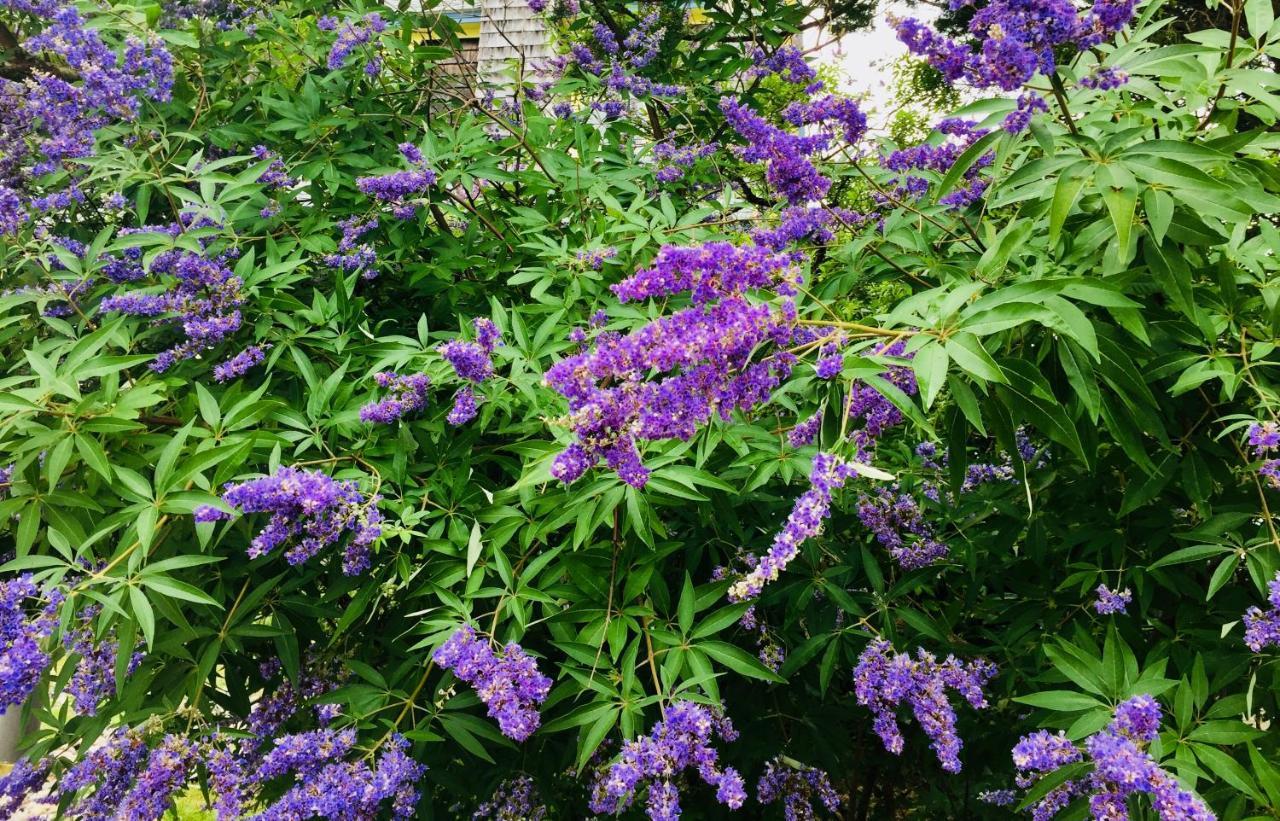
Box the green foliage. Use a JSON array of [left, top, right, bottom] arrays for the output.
[[1, 0, 1279, 816]]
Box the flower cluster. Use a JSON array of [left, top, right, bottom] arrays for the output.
[[845, 340, 918, 459], [62, 607, 145, 715], [213, 344, 270, 382], [194, 466, 383, 574], [318, 12, 386, 75], [653, 139, 717, 183], [0, 575, 61, 713], [1093, 584, 1132, 615], [853, 640, 997, 773], [1080, 66, 1129, 90], [1248, 421, 1279, 488], [1013, 696, 1214, 820], [0, 758, 48, 817], [323, 217, 378, 279], [473, 774, 548, 819], [894, 0, 1138, 130], [882, 119, 992, 207], [357, 143, 437, 219], [729, 452, 860, 601], [432, 625, 552, 741], [1243, 571, 1280, 652], [720, 94, 865, 206], [749, 45, 820, 87], [439, 317, 502, 425], [547, 242, 802, 488], [576, 246, 618, 270], [588, 701, 746, 819], [252, 145, 296, 190], [0, 0, 172, 233], [360, 371, 431, 424], [98, 224, 247, 373], [757, 757, 843, 820], [789, 412, 822, 448], [855, 487, 949, 569]]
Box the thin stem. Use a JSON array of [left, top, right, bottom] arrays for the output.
[[1049, 73, 1081, 138], [1195, 0, 1243, 130]]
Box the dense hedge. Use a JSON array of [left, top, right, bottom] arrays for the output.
[[1, 0, 1279, 816]]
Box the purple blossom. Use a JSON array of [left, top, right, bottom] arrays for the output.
[[58, 727, 150, 820], [447, 386, 480, 425], [473, 774, 547, 819], [0, 758, 49, 817], [1080, 66, 1129, 89], [213, 344, 270, 382], [357, 146, 437, 218], [360, 371, 431, 424], [1093, 584, 1132, 615], [323, 12, 386, 71], [855, 487, 950, 569], [0, 575, 61, 713], [324, 217, 378, 279], [549, 243, 804, 488], [576, 246, 618, 270], [249, 733, 424, 820], [749, 45, 819, 86], [789, 413, 822, 448], [118, 735, 194, 820], [729, 453, 860, 601], [97, 229, 246, 373], [853, 640, 996, 773], [439, 317, 502, 383], [251, 145, 296, 189], [1012, 696, 1214, 820], [588, 701, 746, 819], [194, 466, 382, 574], [894, 0, 1137, 96], [653, 139, 716, 183], [1243, 571, 1280, 652], [432, 625, 552, 741], [757, 757, 843, 820]]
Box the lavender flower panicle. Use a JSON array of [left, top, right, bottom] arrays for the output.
[[360, 371, 431, 424], [757, 757, 843, 820], [193, 466, 382, 575], [432, 625, 551, 741], [853, 640, 996, 773], [588, 701, 746, 819], [1093, 584, 1132, 615], [1012, 696, 1214, 820]]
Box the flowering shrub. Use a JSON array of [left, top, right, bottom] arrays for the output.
[[1, 0, 1279, 816]]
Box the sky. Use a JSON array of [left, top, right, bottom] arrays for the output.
[[803, 2, 941, 126]]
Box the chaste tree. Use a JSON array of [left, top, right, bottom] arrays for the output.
[[0, 0, 1279, 816]]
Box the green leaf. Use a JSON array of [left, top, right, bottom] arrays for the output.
[[690, 603, 753, 640], [912, 342, 949, 409], [466, 520, 484, 578], [677, 573, 695, 635], [1194, 745, 1263, 803], [576, 709, 620, 772], [699, 640, 785, 683], [1186, 720, 1263, 745], [128, 585, 156, 649], [997, 359, 1086, 463], [1148, 544, 1234, 570], [1245, 0, 1274, 40], [140, 575, 222, 607], [945, 334, 1006, 384], [1049, 171, 1089, 247], [1013, 690, 1108, 712], [935, 130, 1002, 202], [1017, 762, 1089, 811]]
